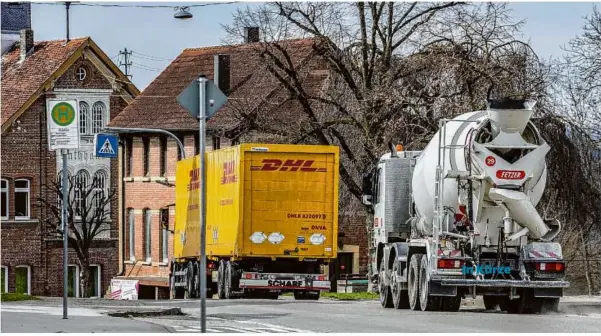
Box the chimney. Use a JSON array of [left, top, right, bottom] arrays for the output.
[[19, 29, 33, 62], [214, 54, 231, 94], [245, 27, 260, 43]]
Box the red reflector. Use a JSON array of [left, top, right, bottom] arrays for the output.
[[244, 273, 253, 279], [536, 262, 564, 272], [208, 263, 216, 269], [317, 275, 325, 281], [438, 259, 463, 269], [496, 170, 526, 180]]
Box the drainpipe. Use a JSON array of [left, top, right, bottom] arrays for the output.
[[116, 139, 126, 276]]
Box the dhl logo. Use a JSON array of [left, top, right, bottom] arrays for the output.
[[496, 170, 526, 180], [221, 161, 238, 184], [250, 159, 327, 172]]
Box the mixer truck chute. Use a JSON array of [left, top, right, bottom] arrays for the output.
[[363, 99, 569, 314]]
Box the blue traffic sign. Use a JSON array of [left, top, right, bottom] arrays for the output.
[[94, 133, 118, 158], [177, 76, 228, 120]]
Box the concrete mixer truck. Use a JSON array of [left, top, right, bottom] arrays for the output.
[[362, 99, 569, 314]]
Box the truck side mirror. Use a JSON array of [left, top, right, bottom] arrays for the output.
[[362, 172, 373, 205]]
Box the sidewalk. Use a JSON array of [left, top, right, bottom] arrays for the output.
[[0, 304, 172, 333]]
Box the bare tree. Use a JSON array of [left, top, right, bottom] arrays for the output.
[[38, 175, 115, 298], [223, 2, 551, 203]]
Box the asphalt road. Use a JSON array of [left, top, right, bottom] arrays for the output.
[[140, 297, 601, 333], [4, 296, 601, 333]]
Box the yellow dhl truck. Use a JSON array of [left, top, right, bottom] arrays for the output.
[[170, 144, 339, 300]]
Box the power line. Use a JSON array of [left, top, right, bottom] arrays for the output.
[[131, 51, 173, 62], [131, 62, 163, 72], [31, 2, 238, 8]]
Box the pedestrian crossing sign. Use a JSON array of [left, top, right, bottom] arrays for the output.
[[94, 133, 118, 158]]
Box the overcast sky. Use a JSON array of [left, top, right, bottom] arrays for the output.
[[31, 2, 597, 91]]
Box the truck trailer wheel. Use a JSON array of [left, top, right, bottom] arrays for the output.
[[419, 255, 442, 311], [378, 262, 393, 308], [217, 260, 226, 299], [391, 261, 409, 309], [184, 261, 195, 299], [408, 254, 422, 311], [224, 261, 234, 299]]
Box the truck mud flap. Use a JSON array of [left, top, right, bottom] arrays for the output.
[[429, 281, 457, 297], [435, 279, 570, 288]]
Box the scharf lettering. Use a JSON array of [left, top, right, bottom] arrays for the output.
[[267, 280, 304, 287], [250, 159, 327, 172]]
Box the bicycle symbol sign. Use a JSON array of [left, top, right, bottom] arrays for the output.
[[51, 102, 76, 126]]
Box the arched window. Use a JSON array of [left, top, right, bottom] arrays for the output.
[[79, 101, 90, 135], [143, 209, 152, 262], [92, 102, 105, 134], [74, 170, 90, 216], [1, 179, 8, 220], [14, 179, 30, 220], [92, 170, 107, 210]]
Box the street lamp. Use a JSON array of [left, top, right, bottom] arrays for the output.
[[174, 6, 193, 19]]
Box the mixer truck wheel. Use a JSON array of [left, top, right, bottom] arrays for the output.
[[391, 261, 409, 309], [408, 254, 422, 311], [217, 260, 226, 299], [378, 262, 393, 308], [441, 296, 462, 312], [419, 255, 442, 311], [483, 296, 499, 310]]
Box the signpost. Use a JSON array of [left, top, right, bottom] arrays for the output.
[[93, 133, 119, 158], [46, 99, 80, 320], [177, 76, 227, 333]]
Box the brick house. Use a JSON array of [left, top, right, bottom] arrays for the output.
[[1, 28, 138, 297], [108, 31, 368, 298]]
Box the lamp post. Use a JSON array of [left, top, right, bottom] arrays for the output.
[[174, 6, 193, 19]]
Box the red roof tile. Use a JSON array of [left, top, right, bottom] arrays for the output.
[[1, 37, 88, 126], [108, 38, 322, 132]]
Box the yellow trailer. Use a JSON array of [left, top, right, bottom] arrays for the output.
[[170, 144, 339, 300]]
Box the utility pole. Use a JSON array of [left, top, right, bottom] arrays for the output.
[[119, 48, 132, 81]]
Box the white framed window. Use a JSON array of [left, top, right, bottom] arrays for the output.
[[14, 179, 30, 220], [76, 67, 87, 81], [14, 265, 31, 295], [88, 264, 101, 298], [74, 170, 90, 217], [79, 101, 90, 135], [92, 101, 105, 134], [1, 179, 8, 220], [159, 209, 169, 263], [128, 209, 135, 260], [144, 209, 152, 262], [1, 266, 7, 293], [68, 264, 80, 298]]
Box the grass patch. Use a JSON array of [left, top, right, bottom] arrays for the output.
[[1, 293, 41, 302], [320, 292, 378, 300]]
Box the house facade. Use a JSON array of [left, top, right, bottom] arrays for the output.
[[108, 31, 367, 298], [1, 26, 138, 296]]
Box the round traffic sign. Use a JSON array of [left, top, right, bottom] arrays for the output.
[[485, 156, 496, 167], [51, 102, 76, 126]]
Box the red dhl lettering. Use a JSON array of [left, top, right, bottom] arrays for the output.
[[496, 170, 526, 180], [221, 160, 238, 184], [251, 159, 327, 172]]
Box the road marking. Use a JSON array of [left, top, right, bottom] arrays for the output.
[[171, 324, 306, 333], [1, 306, 102, 317]]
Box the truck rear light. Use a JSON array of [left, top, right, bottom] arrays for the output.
[[250, 232, 267, 244], [438, 259, 463, 269], [316, 275, 326, 281], [310, 233, 326, 245], [268, 232, 285, 244], [536, 262, 564, 272], [208, 263, 216, 270]]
